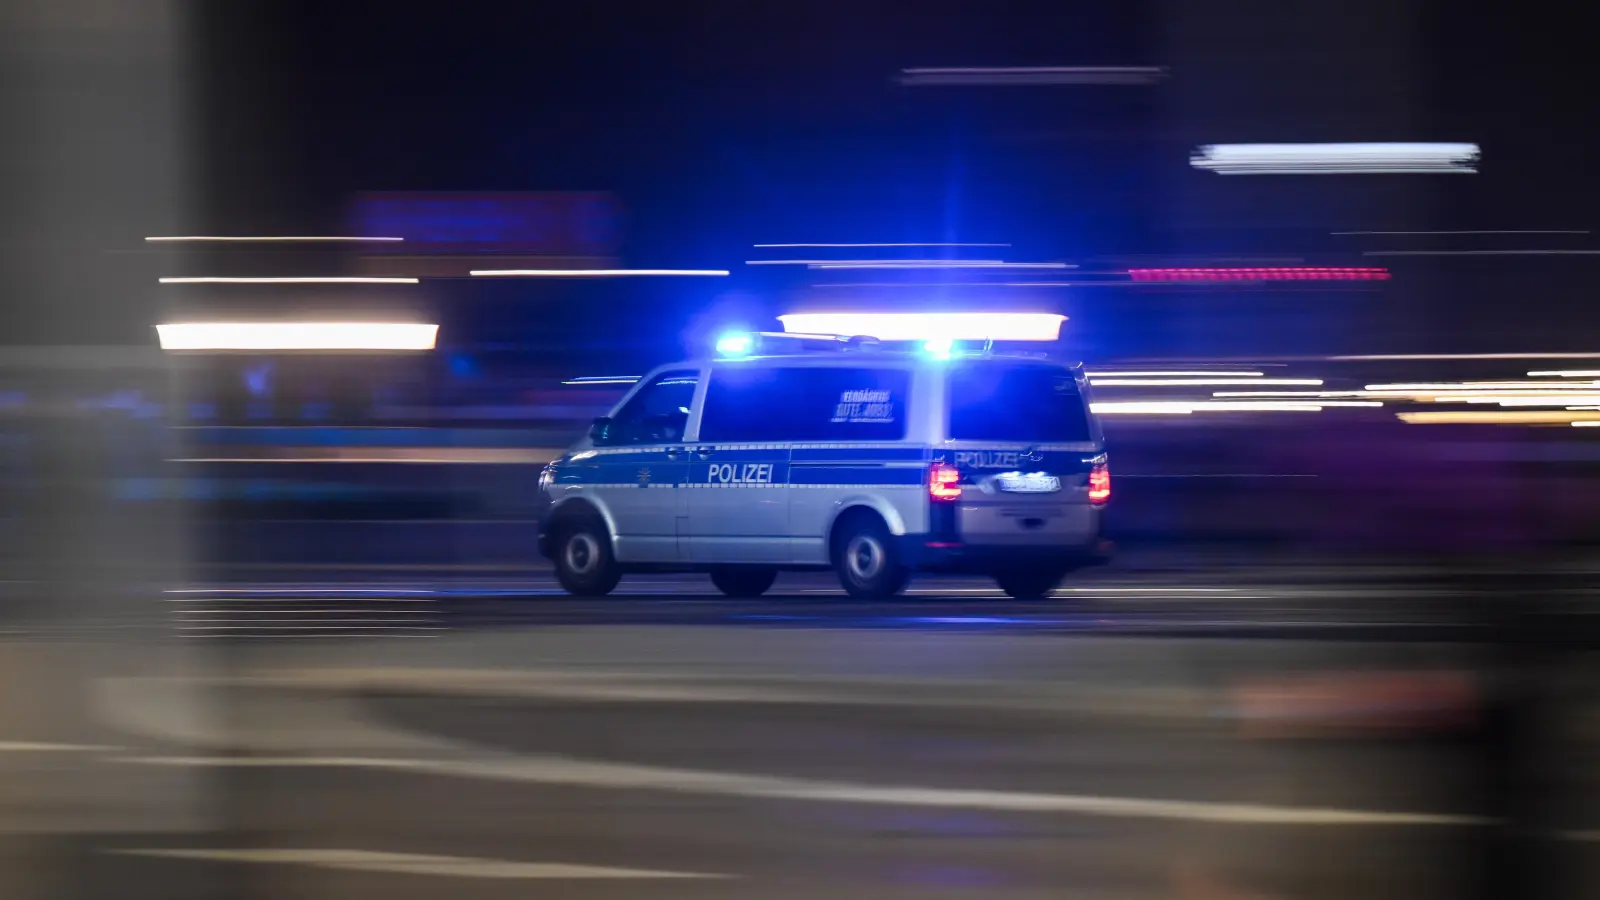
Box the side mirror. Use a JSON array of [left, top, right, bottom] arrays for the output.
[[588, 416, 613, 443]]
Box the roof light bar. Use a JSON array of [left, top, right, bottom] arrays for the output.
[[156, 322, 437, 351], [777, 312, 1065, 342]]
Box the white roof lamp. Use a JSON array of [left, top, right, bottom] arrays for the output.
[[776, 312, 1066, 343]]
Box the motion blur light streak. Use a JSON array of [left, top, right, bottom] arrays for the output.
[[777, 313, 1065, 341], [1365, 382, 1600, 392], [1092, 401, 1325, 414], [1128, 267, 1389, 282], [1366, 250, 1600, 256], [1087, 371, 1266, 377], [1335, 352, 1600, 361], [159, 276, 420, 284], [1332, 230, 1589, 236], [561, 376, 640, 385], [469, 269, 729, 277], [812, 262, 1072, 270], [1191, 142, 1480, 174], [1397, 411, 1600, 425], [898, 66, 1167, 86], [752, 243, 1010, 248], [1089, 378, 1324, 386], [155, 323, 438, 351], [812, 282, 1084, 288], [145, 236, 404, 243], [1529, 371, 1600, 377], [746, 259, 1006, 266]]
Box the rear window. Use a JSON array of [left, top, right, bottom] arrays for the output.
[[947, 362, 1092, 443], [701, 365, 910, 442]]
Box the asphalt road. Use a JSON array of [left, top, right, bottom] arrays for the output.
[[0, 567, 1519, 641], [0, 566, 1594, 898]]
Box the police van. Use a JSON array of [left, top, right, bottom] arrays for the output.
[[536, 330, 1111, 600]]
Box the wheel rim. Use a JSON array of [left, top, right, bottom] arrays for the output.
[[564, 532, 600, 576], [844, 534, 885, 582]]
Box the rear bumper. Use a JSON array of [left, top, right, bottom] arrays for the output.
[[895, 534, 1115, 573]]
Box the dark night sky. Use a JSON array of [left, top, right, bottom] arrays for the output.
[[182, 1, 1600, 361]]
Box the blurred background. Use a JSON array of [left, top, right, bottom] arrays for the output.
[[1, 1, 1598, 897]]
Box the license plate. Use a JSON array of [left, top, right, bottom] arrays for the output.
[[995, 472, 1061, 493]]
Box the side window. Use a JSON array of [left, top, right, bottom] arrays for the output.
[[600, 370, 698, 446], [701, 366, 910, 442]]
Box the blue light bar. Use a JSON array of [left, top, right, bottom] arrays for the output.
[[715, 333, 754, 357]]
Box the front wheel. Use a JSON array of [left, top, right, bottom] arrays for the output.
[[832, 515, 909, 600], [709, 567, 779, 598], [552, 519, 622, 596], [994, 568, 1066, 600]]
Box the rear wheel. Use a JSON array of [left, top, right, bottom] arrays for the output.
[[709, 567, 779, 598], [832, 514, 908, 600], [552, 518, 622, 596], [994, 568, 1066, 600]]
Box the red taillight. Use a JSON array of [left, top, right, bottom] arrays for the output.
[[1088, 463, 1111, 505], [928, 462, 962, 502]]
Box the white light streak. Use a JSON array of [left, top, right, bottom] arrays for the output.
[[561, 377, 640, 385], [159, 276, 418, 284], [156, 323, 438, 351], [752, 242, 1010, 248], [811, 262, 1072, 270], [1365, 382, 1600, 392], [777, 312, 1065, 342], [1092, 401, 1325, 415], [1192, 142, 1480, 175], [746, 259, 1006, 266], [1090, 378, 1324, 387], [469, 269, 728, 277], [1399, 411, 1600, 425], [144, 236, 404, 243], [1087, 371, 1265, 378], [1333, 352, 1600, 361], [1332, 230, 1588, 236], [1529, 370, 1600, 378], [1573, 421, 1600, 428], [1365, 250, 1600, 256]]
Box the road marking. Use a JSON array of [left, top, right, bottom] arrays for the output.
[[205, 668, 1210, 717], [0, 741, 121, 753], [118, 754, 1484, 827], [109, 848, 729, 880]]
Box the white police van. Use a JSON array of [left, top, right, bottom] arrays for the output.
[[536, 331, 1111, 599]]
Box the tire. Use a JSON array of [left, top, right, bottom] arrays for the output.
[[831, 513, 909, 600], [994, 568, 1065, 600], [709, 567, 779, 598], [552, 517, 622, 596]]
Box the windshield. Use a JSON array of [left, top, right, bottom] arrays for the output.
[[947, 361, 1092, 443]]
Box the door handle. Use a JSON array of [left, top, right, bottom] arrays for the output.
[[695, 447, 713, 460], [665, 447, 683, 460]]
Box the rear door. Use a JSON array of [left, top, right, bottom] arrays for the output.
[[942, 360, 1102, 546]]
